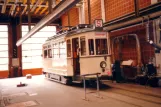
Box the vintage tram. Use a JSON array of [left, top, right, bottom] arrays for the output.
[[42, 22, 112, 84]]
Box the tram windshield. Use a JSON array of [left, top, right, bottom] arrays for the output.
[[88, 39, 94, 55], [95, 39, 107, 55]]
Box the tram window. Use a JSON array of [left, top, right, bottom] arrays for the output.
[[52, 45, 54, 58], [95, 39, 107, 55], [44, 50, 47, 58], [80, 37, 86, 56], [60, 42, 66, 58], [67, 40, 71, 57], [53, 43, 59, 58], [88, 39, 94, 55], [48, 49, 52, 58]]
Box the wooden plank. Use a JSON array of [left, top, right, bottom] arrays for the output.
[[21, 6, 27, 15], [34, 6, 42, 14], [11, 0, 18, 16], [39, 7, 47, 15], [23, 0, 27, 5], [30, 0, 42, 12]]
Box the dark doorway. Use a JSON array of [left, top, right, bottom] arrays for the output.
[[72, 38, 80, 75]]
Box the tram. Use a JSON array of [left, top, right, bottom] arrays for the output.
[[42, 20, 112, 84]]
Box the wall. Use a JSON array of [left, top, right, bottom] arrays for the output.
[[22, 68, 42, 76], [61, 7, 79, 29], [110, 24, 155, 65], [105, 0, 135, 22], [84, 0, 102, 24], [139, 0, 151, 9], [0, 71, 9, 78]]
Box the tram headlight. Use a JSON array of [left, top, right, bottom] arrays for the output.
[[100, 61, 107, 68]]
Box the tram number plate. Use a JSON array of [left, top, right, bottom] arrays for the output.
[[95, 32, 106, 37]]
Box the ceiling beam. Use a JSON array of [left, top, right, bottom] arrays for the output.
[[31, 0, 35, 5], [34, 6, 42, 14], [0, 3, 48, 7], [39, 7, 47, 15], [23, 0, 27, 5], [48, 0, 53, 13], [39, 1, 48, 15], [16, 0, 81, 46], [21, 6, 27, 15], [1, 0, 9, 13], [30, 0, 42, 12], [45, 11, 49, 15], [11, 0, 18, 16]]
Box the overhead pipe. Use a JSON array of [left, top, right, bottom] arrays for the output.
[[16, 0, 80, 46], [145, 16, 150, 42], [104, 11, 161, 31], [104, 2, 161, 30], [149, 40, 161, 50], [145, 17, 161, 50]]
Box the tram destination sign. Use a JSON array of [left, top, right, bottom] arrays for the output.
[[95, 32, 106, 38], [94, 19, 103, 31]]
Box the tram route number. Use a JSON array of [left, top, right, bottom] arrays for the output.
[[94, 19, 103, 31]]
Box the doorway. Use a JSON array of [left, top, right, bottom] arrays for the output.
[[72, 38, 80, 75]]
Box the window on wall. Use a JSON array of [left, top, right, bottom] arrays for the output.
[[95, 39, 108, 55], [0, 25, 8, 71], [80, 36, 86, 56], [88, 39, 94, 55], [22, 25, 56, 69]]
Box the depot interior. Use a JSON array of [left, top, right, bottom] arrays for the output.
[[0, 0, 161, 86]]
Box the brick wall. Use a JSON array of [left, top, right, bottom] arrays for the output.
[[61, 7, 79, 29], [84, 0, 102, 24], [105, 0, 135, 22], [61, 13, 68, 29], [138, 0, 151, 9], [69, 8, 79, 26], [84, 0, 89, 24], [110, 24, 155, 64], [90, 0, 102, 23]]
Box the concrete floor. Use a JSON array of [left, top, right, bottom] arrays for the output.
[[0, 75, 161, 107]]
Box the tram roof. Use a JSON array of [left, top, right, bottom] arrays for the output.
[[46, 24, 95, 41]]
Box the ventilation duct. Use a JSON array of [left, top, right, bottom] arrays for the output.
[[16, 0, 80, 46]]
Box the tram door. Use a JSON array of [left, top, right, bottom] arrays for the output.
[[72, 38, 80, 75]]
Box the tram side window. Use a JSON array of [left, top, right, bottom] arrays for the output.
[[80, 37, 86, 56], [95, 39, 107, 55], [54, 43, 59, 58], [48, 49, 52, 58], [67, 40, 71, 57], [44, 50, 47, 58], [52, 44, 54, 58], [60, 41, 66, 58], [88, 39, 94, 55]]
